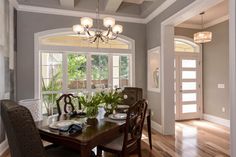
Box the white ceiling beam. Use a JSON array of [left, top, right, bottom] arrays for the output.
[[123, 0, 153, 4], [59, 0, 75, 8], [104, 0, 123, 12]]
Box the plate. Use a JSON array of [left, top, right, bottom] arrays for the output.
[[49, 120, 82, 130], [117, 105, 130, 109], [108, 113, 127, 120]]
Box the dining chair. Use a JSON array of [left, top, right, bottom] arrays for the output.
[[121, 87, 152, 149], [1, 100, 95, 157], [56, 94, 81, 115], [97, 99, 148, 157]]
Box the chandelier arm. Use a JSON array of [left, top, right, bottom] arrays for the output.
[[92, 36, 98, 43], [100, 36, 105, 43], [106, 27, 112, 36], [108, 33, 118, 40], [86, 30, 92, 37]]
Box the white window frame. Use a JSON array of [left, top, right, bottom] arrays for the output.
[[34, 28, 135, 99]]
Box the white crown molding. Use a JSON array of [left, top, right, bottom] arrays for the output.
[[204, 14, 229, 28], [177, 14, 229, 29], [17, 4, 145, 23], [204, 114, 230, 128], [8, 0, 175, 24], [177, 23, 202, 29]]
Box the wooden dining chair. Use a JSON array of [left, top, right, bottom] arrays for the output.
[[56, 94, 81, 115], [97, 99, 148, 157], [0, 100, 96, 157], [121, 87, 152, 149]]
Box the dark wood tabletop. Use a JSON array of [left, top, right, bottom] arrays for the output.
[[36, 108, 125, 157]]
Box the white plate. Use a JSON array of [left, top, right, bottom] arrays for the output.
[[117, 105, 130, 109], [108, 113, 127, 120], [49, 120, 81, 130]]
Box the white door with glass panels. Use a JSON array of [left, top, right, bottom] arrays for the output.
[[174, 37, 202, 120], [175, 53, 202, 120]]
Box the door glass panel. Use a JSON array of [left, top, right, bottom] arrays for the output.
[[182, 60, 196, 68], [182, 104, 197, 113], [182, 82, 197, 90], [182, 93, 196, 102], [182, 71, 196, 79]]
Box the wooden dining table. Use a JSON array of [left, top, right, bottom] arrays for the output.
[[36, 108, 125, 157]]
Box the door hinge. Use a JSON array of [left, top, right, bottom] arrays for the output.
[[198, 84, 201, 88]]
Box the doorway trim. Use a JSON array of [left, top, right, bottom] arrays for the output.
[[229, 0, 235, 156], [160, 0, 224, 135]]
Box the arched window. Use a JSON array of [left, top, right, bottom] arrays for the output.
[[35, 28, 135, 115], [175, 37, 200, 53]]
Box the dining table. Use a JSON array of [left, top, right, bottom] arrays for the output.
[[36, 108, 126, 157]]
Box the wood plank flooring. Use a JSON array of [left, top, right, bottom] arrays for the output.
[[1, 120, 230, 157]]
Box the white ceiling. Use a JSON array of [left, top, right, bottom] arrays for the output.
[[178, 0, 228, 28]]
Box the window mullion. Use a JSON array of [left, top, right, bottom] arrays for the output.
[[87, 53, 92, 92], [63, 52, 68, 93], [108, 54, 113, 88]]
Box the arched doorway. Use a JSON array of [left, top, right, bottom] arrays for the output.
[[174, 36, 202, 120], [34, 28, 135, 115]]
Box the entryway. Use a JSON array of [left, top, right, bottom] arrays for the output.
[[174, 37, 202, 120]]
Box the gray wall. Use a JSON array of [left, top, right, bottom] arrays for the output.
[[146, 0, 196, 124], [203, 21, 229, 119], [175, 21, 230, 120], [16, 11, 147, 100], [175, 27, 199, 39]]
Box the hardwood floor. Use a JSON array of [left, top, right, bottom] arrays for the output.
[[2, 120, 230, 157]]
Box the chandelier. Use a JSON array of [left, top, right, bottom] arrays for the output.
[[194, 12, 212, 44], [72, 0, 123, 43]]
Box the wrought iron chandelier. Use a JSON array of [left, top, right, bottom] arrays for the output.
[[194, 12, 212, 44], [72, 0, 123, 43]]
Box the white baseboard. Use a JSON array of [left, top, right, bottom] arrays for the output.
[[151, 120, 163, 134], [0, 139, 9, 156], [203, 114, 230, 128]]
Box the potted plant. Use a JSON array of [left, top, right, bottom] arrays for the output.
[[100, 89, 123, 114], [80, 93, 101, 120]]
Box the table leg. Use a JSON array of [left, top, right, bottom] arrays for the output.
[[80, 146, 91, 157], [147, 110, 152, 149]]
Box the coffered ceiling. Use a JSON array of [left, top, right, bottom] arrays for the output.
[[17, 0, 166, 18]]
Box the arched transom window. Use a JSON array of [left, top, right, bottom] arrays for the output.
[[175, 38, 200, 53]]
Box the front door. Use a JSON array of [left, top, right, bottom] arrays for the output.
[[175, 53, 202, 120]]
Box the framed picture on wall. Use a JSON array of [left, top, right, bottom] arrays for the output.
[[147, 46, 160, 93]]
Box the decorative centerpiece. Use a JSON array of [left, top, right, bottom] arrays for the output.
[[100, 89, 123, 114], [79, 93, 101, 120]]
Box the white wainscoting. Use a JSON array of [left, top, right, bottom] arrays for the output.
[[204, 114, 230, 128]]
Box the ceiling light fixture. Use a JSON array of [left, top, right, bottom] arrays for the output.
[[194, 12, 212, 44], [72, 0, 123, 43]]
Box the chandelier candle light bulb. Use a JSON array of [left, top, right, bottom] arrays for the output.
[[103, 17, 116, 28], [81, 17, 93, 28], [73, 25, 84, 34], [113, 25, 123, 34]]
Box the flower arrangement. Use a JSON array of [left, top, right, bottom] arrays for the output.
[[79, 93, 101, 119], [100, 89, 123, 114]]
